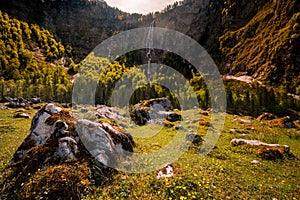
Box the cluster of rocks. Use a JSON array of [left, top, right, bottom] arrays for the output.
[[129, 98, 182, 125], [95, 105, 125, 121], [1, 97, 42, 109], [4, 103, 135, 199]]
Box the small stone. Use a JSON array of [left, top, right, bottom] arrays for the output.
[[233, 118, 252, 125], [175, 124, 184, 130], [250, 160, 262, 165], [13, 113, 30, 119], [157, 163, 174, 179], [185, 131, 203, 144], [229, 128, 236, 133]]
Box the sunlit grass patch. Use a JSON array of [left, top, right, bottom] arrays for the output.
[[0, 106, 299, 199]]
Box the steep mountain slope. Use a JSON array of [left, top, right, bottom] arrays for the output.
[[153, 0, 299, 93], [219, 0, 300, 93]]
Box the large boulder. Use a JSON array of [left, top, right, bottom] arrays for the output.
[[129, 98, 181, 125], [6, 97, 30, 109]]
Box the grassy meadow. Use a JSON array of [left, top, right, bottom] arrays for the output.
[[0, 105, 299, 199]]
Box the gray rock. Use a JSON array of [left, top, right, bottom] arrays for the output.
[[175, 124, 185, 130], [0, 105, 8, 109], [11, 104, 64, 164], [199, 111, 209, 116], [233, 118, 253, 125], [158, 111, 182, 122], [185, 130, 203, 144], [257, 112, 277, 120], [55, 137, 78, 160], [250, 160, 262, 165], [29, 97, 42, 104], [76, 119, 130, 168], [96, 105, 125, 121]]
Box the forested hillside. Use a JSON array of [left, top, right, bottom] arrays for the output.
[[0, 0, 144, 59], [0, 11, 72, 102]]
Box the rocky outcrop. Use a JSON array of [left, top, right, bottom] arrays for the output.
[[3, 103, 135, 199], [230, 138, 294, 160], [96, 105, 125, 121], [129, 98, 182, 125], [230, 139, 290, 151]]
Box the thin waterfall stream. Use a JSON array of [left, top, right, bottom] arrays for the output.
[[146, 21, 155, 83]]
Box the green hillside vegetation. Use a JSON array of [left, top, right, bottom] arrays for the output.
[[72, 52, 299, 118], [0, 11, 72, 102]]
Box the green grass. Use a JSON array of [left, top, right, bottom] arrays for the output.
[[0, 107, 33, 171], [0, 105, 299, 199]]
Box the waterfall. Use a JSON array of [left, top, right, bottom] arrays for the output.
[[146, 21, 155, 83]]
